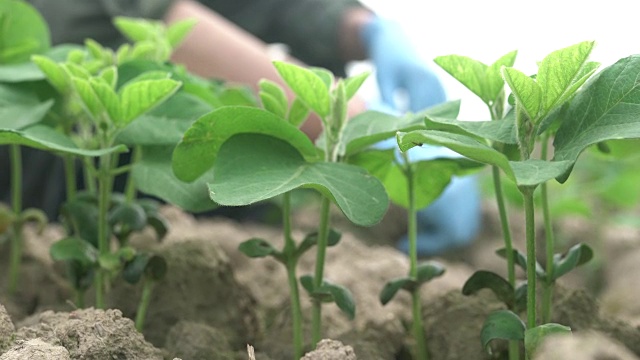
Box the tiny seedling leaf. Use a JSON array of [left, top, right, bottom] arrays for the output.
[[287, 98, 310, 128], [524, 323, 571, 359], [502, 67, 542, 121], [480, 310, 526, 354], [238, 238, 280, 258], [119, 79, 182, 125], [496, 247, 546, 281], [146, 214, 169, 242], [416, 261, 446, 284], [273, 61, 330, 117], [552, 243, 593, 281], [167, 18, 197, 48], [514, 283, 528, 313], [379, 277, 414, 305], [50, 237, 98, 265], [462, 270, 515, 308], [300, 274, 315, 294], [344, 71, 370, 100], [297, 228, 342, 257], [324, 281, 356, 320], [259, 79, 288, 117]]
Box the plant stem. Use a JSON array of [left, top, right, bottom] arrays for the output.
[[282, 193, 303, 358], [124, 147, 141, 202], [95, 152, 113, 309], [8, 145, 23, 295], [522, 187, 537, 329], [311, 196, 331, 347], [403, 154, 428, 360], [539, 135, 555, 324], [135, 279, 154, 332]]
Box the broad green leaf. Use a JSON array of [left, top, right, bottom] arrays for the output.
[[172, 106, 319, 182], [344, 71, 370, 100], [132, 145, 217, 213], [119, 78, 181, 124], [434, 51, 517, 105], [0, 0, 50, 64], [554, 55, 640, 182], [273, 61, 330, 117], [340, 100, 461, 156], [552, 243, 593, 281], [424, 110, 517, 144], [167, 18, 197, 48], [502, 67, 542, 121], [50, 237, 98, 265], [537, 41, 596, 114], [210, 134, 388, 226], [481, 310, 526, 354], [0, 125, 128, 156], [524, 323, 571, 359], [462, 270, 515, 308], [0, 84, 53, 129], [380, 277, 413, 305], [238, 238, 280, 258], [397, 130, 573, 187]]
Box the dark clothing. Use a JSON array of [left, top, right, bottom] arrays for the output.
[[26, 0, 363, 75], [3, 0, 364, 219]]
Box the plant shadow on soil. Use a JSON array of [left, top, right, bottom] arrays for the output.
[[1, 197, 640, 359]]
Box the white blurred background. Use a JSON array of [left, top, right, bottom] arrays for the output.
[[353, 0, 637, 120]]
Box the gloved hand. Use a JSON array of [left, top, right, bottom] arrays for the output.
[[361, 17, 446, 113]]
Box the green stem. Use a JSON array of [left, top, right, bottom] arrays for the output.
[[539, 135, 554, 324], [83, 157, 96, 193], [311, 196, 331, 347], [95, 152, 113, 309], [403, 153, 428, 360], [522, 187, 537, 329], [8, 145, 23, 295], [75, 289, 85, 309], [282, 193, 303, 358], [124, 147, 141, 202], [135, 279, 154, 332]]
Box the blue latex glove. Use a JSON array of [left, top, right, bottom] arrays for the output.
[[361, 17, 446, 113]]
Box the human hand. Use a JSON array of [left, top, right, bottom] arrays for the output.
[[361, 17, 446, 113]]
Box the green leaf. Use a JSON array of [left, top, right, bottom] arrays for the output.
[[71, 77, 104, 119], [273, 61, 330, 117], [496, 247, 546, 280], [554, 55, 640, 182], [19, 208, 48, 234], [416, 261, 446, 284], [172, 106, 319, 182], [524, 323, 571, 359], [462, 270, 515, 307], [50, 237, 98, 265], [537, 41, 596, 115], [132, 145, 218, 213], [480, 310, 526, 354], [324, 281, 356, 320], [344, 71, 370, 100], [552, 243, 593, 281], [210, 134, 389, 227], [434, 50, 517, 105], [310, 67, 334, 89], [0, 125, 128, 156], [259, 79, 288, 118], [0, 84, 53, 129], [99, 253, 122, 272], [146, 213, 169, 242], [0, 0, 50, 64], [379, 277, 413, 305], [340, 100, 461, 156], [91, 78, 121, 122], [109, 202, 147, 240], [238, 238, 280, 258], [502, 67, 542, 121], [167, 18, 197, 48], [113, 17, 157, 42], [297, 228, 342, 257], [397, 130, 574, 187], [424, 110, 517, 144], [31, 55, 68, 92], [119, 78, 181, 124], [144, 254, 168, 281], [287, 98, 310, 128]]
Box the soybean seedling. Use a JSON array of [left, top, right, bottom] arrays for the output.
[[172, 62, 389, 352]]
